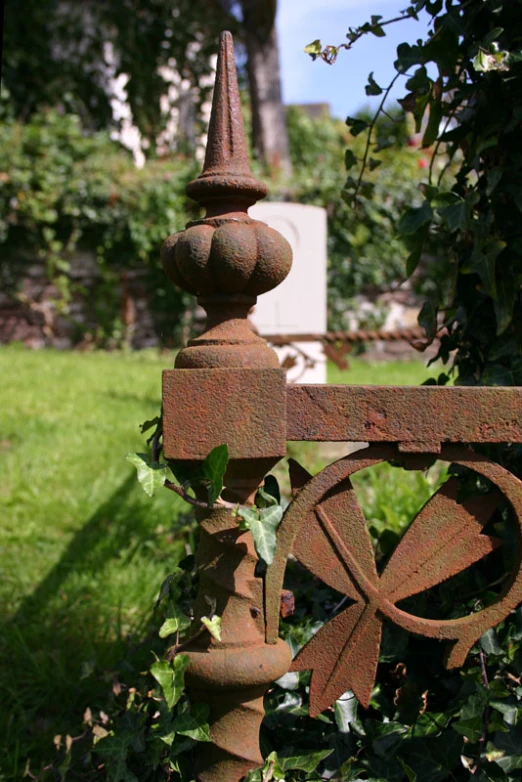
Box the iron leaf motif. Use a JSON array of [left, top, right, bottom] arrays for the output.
[[289, 465, 501, 717]]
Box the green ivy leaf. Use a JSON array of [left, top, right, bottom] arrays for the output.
[[201, 615, 222, 641], [418, 299, 438, 338], [411, 712, 450, 737], [250, 505, 283, 565], [438, 192, 477, 232], [422, 95, 442, 147], [369, 157, 382, 171], [394, 42, 424, 73], [172, 702, 211, 742], [344, 148, 358, 171], [202, 443, 229, 506], [483, 27, 504, 47], [431, 191, 460, 209], [406, 66, 430, 92], [397, 757, 417, 782], [139, 416, 160, 434], [237, 506, 259, 532], [491, 726, 522, 771], [158, 618, 180, 639], [154, 568, 183, 610], [480, 628, 503, 656], [490, 699, 518, 727], [150, 654, 189, 710], [256, 475, 281, 508], [304, 40, 322, 58], [371, 24, 386, 38], [413, 90, 431, 133], [126, 453, 166, 497], [278, 748, 334, 772], [367, 719, 408, 757], [345, 116, 370, 137], [365, 72, 383, 96], [406, 243, 423, 278], [257, 751, 285, 781], [398, 201, 433, 235], [453, 687, 489, 743], [462, 239, 506, 299], [93, 734, 138, 782]]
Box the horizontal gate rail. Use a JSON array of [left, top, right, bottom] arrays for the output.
[[286, 385, 522, 450]]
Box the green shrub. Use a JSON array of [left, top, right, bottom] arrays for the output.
[[0, 103, 199, 344], [282, 106, 429, 330]]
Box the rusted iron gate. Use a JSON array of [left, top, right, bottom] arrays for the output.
[[161, 32, 522, 782]]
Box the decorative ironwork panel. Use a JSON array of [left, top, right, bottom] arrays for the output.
[[266, 445, 522, 717]]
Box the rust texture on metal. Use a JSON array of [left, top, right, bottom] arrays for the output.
[[160, 31, 293, 782], [187, 508, 290, 778], [264, 325, 440, 346], [162, 368, 286, 461], [286, 385, 522, 448], [266, 445, 522, 717]]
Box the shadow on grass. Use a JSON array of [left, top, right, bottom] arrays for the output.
[[102, 390, 160, 407], [0, 476, 189, 780]]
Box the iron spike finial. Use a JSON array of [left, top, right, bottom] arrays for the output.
[[203, 31, 251, 177], [186, 31, 267, 212], [161, 30, 292, 368]]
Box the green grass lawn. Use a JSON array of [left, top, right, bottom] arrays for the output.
[[0, 348, 437, 778], [0, 347, 190, 778], [327, 357, 439, 385]]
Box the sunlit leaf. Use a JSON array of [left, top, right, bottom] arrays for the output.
[[202, 443, 228, 506], [278, 748, 333, 772], [150, 655, 189, 709], [250, 505, 283, 565], [201, 615, 222, 641], [304, 39, 322, 58], [172, 702, 211, 742], [126, 453, 166, 497]]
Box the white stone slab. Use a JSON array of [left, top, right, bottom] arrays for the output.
[[249, 202, 327, 384]]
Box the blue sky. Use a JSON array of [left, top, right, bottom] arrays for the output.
[[277, 0, 432, 119]]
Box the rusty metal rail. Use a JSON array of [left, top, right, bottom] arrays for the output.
[[263, 326, 443, 371], [159, 31, 522, 782], [263, 325, 434, 345]]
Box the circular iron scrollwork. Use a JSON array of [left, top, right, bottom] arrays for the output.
[[265, 445, 522, 717]]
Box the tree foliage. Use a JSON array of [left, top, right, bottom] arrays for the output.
[[2, 0, 291, 169], [2, 0, 230, 146]]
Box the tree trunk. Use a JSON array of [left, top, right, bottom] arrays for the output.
[[241, 2, 292, 176]]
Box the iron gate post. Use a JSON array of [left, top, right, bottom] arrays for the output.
[[162, 32, 292, 781]]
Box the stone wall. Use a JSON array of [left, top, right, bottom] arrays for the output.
[[0, 252, 159, 349]]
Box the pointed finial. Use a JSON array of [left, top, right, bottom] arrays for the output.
[[186, 31, 267, 213], [161, 31, 292, 368]]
